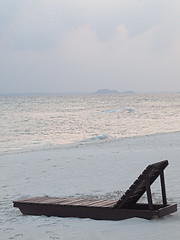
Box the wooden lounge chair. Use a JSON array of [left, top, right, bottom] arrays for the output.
[[14, 160, 177, 220]]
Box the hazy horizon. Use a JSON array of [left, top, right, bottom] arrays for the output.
[[1, 0, 180, 94], [0, 89, 179, 96]]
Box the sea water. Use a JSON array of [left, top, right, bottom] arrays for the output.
[[0, 93, 179, 155]]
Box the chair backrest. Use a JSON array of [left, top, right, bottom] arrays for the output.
[[113, 160, 169, 209]]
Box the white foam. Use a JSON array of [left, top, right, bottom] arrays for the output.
[[100, 107, 136, 113], [83, 134, 110, 142]]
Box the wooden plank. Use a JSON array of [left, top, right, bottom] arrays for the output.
[[48, 198, 79, 205], [95, 200, 116, 208], [48, 198, 70, 204], [77, 199, 110, 207], [73, 199, 100, 206], [58, 198, 87, 205], [157, 204, 177, 218], [33, 197, 62, 204], [37, 197, 64, 203], [39, 198, 74, 204], [145, 175, 153, 211], [101, 202, 116, 208], [88, 200, 116, 207], [19, 196, 50, 203], [67, 199, 95, 206], [160, 170, 167, 206]]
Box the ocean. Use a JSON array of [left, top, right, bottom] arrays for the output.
[[0, 93, 179, 155]]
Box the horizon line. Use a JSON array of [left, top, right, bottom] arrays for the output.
[[0, 90, 179, 96]]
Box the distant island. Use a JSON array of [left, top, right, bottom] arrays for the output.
[[94, 89, 120, 94], [94, 89, 135, 95]]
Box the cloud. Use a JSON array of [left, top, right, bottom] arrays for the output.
[[0, 0, 84, 51], [0, 0, 180, 93], [60, 20, 180, 91], [1, 0, 177, 50]]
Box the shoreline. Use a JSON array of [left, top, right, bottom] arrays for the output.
[[1, 130, 180, 157]]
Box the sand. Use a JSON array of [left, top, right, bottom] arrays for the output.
[[0, 132, 180, 239]]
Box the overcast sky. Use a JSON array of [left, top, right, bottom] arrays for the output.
[[0, 0, 180, 94]]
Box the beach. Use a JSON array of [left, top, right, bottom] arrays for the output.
[[0, 131, 179, 240]]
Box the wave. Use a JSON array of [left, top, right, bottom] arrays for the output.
[[83, 134, 109, 142], [99, 107, 136, 114]]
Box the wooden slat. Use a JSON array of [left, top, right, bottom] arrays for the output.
[[47, 198, 69, 204], [53, 198, 82, 204], [160, 170, 167, 206], [58, 198, 87, 205], [19, 196, 50, 203], [36, 197, 52, 203], [88, 200, 116, 207], [145, 175, 153, 211], [74, 199, 99, 206], [33, 197, 62, 204], [67, 199, 94, 206], [40, 198, 71, 204], [77, 199, 108, 207], [101, 202, 117, 208]]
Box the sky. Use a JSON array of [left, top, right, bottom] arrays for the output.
[[0, 0, 180, 94]]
